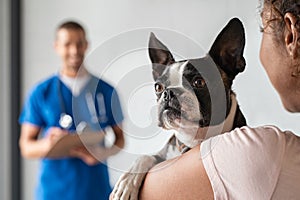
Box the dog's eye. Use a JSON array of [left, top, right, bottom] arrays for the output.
[[154, 83, 164, 93], [192, 77, 206, 88]]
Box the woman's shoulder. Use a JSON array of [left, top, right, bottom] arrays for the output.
[[215, 125, 287, 146], [201, 125, 288, 160], [226, 125, 285, 140], [222, 125, 299, 151], [200, 125, 291, 199], [140, 144, 213, 200]]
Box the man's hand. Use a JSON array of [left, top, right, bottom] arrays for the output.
[[41, 127, 68, 156], [19, 124, 68, 158], [70, 145, 121, 165], [69, 145, 100, 165]]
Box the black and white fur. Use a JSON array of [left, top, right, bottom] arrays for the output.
[[111, 18, 247, 200]]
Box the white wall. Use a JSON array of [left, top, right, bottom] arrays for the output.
[[0, 0, 11, 199], [22, 0, 300, 199]]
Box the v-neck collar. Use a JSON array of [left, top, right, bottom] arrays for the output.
[[58, 73, 92, 96]]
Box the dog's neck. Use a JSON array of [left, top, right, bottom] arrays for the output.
[[204, 93, 237, 139], [175, 93, 237, 149]]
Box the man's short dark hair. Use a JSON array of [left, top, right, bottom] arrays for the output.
[[56, 21, 86, 36]]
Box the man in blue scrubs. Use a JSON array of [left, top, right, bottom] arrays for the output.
[[19, 21, 125, 200]]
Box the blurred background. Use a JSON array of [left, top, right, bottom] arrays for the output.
[[1, 0, 300, 200]]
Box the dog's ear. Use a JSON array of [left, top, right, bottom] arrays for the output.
[[209, 18, 246, 80], [148, 32, 175, 80]]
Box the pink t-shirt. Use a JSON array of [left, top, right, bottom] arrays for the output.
[[200, 126, 300, 199]]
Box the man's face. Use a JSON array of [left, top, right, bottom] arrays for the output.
[[55, 28, 88, 71]]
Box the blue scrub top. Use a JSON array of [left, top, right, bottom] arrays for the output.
[[19, 74, 124, 200]]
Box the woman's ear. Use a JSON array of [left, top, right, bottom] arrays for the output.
[[284, 13, 300, 58]]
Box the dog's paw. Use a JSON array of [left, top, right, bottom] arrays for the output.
[[110, 172, 146, 200], [110, 155, 157, 200]]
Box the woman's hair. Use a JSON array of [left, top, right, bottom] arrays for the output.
[[261, 0, 300, 76], [260, 0, 300, 43]]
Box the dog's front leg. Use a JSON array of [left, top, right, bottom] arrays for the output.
[[110, 136, 175, 200], [110, 155, 159, 200]]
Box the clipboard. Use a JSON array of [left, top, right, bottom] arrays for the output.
[[45, 132, 105, 158]]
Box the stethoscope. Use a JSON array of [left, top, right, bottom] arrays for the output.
[[57, 78, 108, 130]]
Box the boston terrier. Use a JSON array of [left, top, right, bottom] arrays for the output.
[[111, 17, 247, 200]]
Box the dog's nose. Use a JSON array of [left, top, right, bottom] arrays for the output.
[[163, 90, 174, 101]]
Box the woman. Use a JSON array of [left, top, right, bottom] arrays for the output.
[[139, 0, 300, 199]]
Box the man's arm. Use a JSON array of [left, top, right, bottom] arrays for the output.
[[139, 145, 214, 200], [19, 123, 67, 158]]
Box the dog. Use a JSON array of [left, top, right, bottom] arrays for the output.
[[110, 17, 247, 200]]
